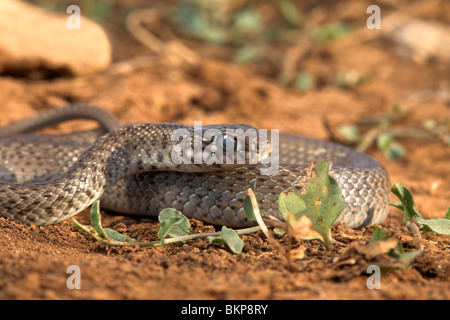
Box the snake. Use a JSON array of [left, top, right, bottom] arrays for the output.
[[0, 104, 390, 228]]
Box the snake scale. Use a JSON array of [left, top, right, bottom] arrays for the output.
[[0, 105, 390, 228]]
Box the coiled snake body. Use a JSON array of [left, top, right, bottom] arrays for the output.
[[0, 105, 390, 228]]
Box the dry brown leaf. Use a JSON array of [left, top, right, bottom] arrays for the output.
[[291, 215, 323, 242], [353, 237, 399, 260], [290, 246, 307, 260]]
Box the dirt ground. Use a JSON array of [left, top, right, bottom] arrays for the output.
[[0, 0, 449, 301]]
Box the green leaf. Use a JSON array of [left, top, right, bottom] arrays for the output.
[[278, 161, 347, 250], [278, 0, 303, 27], [369, 226, 404, 254], [391, 183, 450, 236], [369, 226, 389, 244], [378, 250, 423, 274], [377, 133, 405, 160], [390, 183, 422, 222], [416, 217, 450, 236], [293, 71, 314, 92], [278, 192, 306, 224], [338, 124, 361, 143], [445, 208, 450, 220], [233, 8, 263, 39], [395, 250, 423, 268], [172, 2, 227, 44], [90, 200, 108, 239], [157, 208, 191, 243], [313, 23, 352, 43], [365, 227, 421, 274], [389, 201, 405, 212], [73, 200, 140, 246], [234, 46, 262, 64], [103, 228, 136, 243], [208, 226, 243, 254]]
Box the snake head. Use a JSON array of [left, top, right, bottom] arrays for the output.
[[171, 123, 272, 172]]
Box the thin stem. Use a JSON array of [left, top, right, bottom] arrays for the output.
[[73, 218, 262, 248]]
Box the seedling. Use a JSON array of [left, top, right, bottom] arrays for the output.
[[73, 203, 259, 254]]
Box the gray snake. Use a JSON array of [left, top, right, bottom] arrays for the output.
[[0, 105, 390, 228]]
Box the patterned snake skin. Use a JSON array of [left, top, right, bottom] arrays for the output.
[[0, 105, 390, 228]]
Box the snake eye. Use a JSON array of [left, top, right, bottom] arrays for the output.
[[219, 134, 236, 151]]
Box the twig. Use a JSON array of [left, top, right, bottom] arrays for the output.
[[406, 222, 424, 251], [125, 8, 200, 68], [107, 56, 158, 75], [125, 9, 164, 53], [246, 188, 290, 264]]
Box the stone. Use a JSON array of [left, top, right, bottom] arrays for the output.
[[0, 0, 111, 77]]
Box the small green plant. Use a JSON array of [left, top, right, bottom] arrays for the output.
[[278, 161, 345, 250], [313, 23, 353, 43], [338, 105, 449, 160], [277, 0, 303, 28], [390, 183, 450, 236], [157, 208, 191, 244], [208, 226, 244, 254], [244, 161, 345, 251], [356, 226, 423, 274], [356, 183, 450, 274], [73, 202, 259, 254]]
